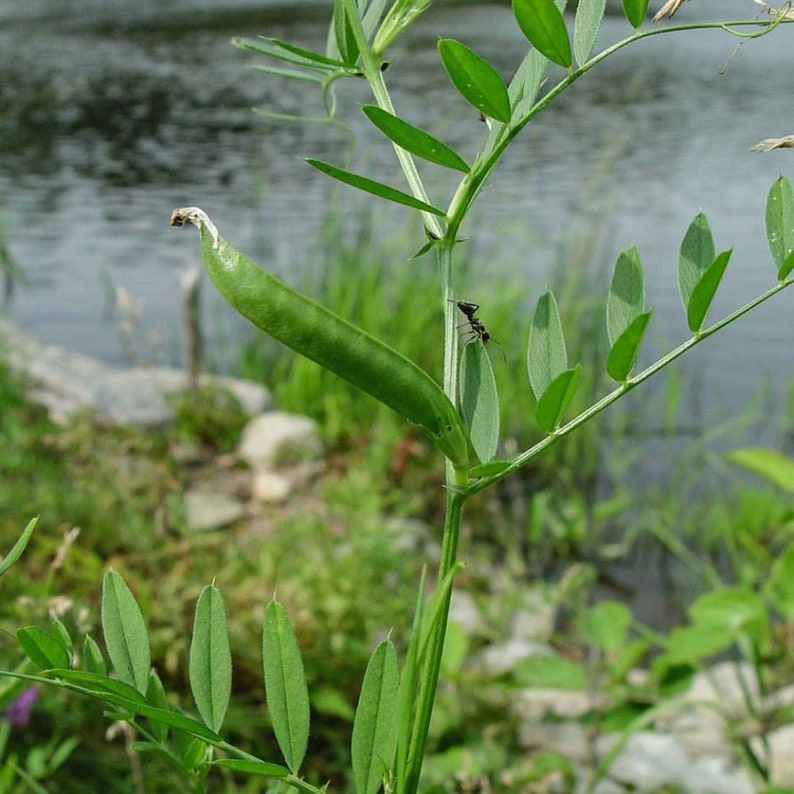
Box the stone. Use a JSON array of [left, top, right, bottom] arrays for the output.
[[476, 639, 553, 678], [448, 589, 485, 636], [250, 469, 293, 503], [1, 320, 271, 428], [183, 489, 247, 532], [237, 412, 322, 469], [595, 731, 754, 794]]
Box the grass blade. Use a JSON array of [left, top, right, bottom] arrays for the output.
[[726, 447, 794, 494], [362, 105, 469, 173], [305, 159, 445, 216], [512, 0, 572, 69], [459, 342, 500, 463], [189, 585, 232, 733], [527, 291, 568, 400], [352, 640, 399, 794], [438, 39, 511, 123], [0, 517, 37, 577], [263, 599, 310, 774], [101, 571, 151, 695]]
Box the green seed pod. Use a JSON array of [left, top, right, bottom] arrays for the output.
[[170, 208, 470, 480]]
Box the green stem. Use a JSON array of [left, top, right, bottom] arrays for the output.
[[467, 276, 794, 497], [404, 487, 466, 794], [344, 0, 445, 240]]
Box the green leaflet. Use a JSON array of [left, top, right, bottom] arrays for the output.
[[305, 159, 446, 216], [527, 291, 568, 400], [101, 571, 151, 695], [212, 760, 291, 779], [535, 365, 580, 432], [438, 39, 511, 123], [574, 0, 606, 66], [513, 0, 572, 69], [621, 0, 650, 28], [262, 599, 310, 774], [607, 245, 645, 346], [606, 311, 652, 382], [677, 212, 715, 312], [362, 105, 470, 172], [459, 341, 500, 463], [351, 641, 399, 794], [765, 174, 794, 279], [16, 626, 71, 671], [189, 585, 232, 734], [686, 249, 732, 333]]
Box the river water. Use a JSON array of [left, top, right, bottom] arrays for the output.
[[1, 0, 792, 442]]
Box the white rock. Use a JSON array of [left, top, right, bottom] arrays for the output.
[[448, 589, 485, 636], [183, 489, 247, 532], [477, 639, 553, 678], [512, 686, 595, 722], [1, 321, 270, 427], [238, 412, 322, 469], [250, 469, 293, 503], [596, 731, 754, 794], [766, 723, 794, 786], [519, 721, 590, 761]]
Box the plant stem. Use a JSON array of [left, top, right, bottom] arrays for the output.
[[404, 487, 465, 794]]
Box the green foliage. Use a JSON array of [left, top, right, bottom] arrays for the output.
[[437, 39, 511, 123], [4, 0, 794, 792], [171, 385, 249, 452], [512, 0, 572, 69]]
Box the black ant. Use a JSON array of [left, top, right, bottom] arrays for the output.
[[452, 300, 503, 355], [455, 300, 491, 345]]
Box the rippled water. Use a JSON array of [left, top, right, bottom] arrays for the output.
[[1, 0, 791, 433]]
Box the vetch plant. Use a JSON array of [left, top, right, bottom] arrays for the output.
[[3, 0, 794, 791]]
